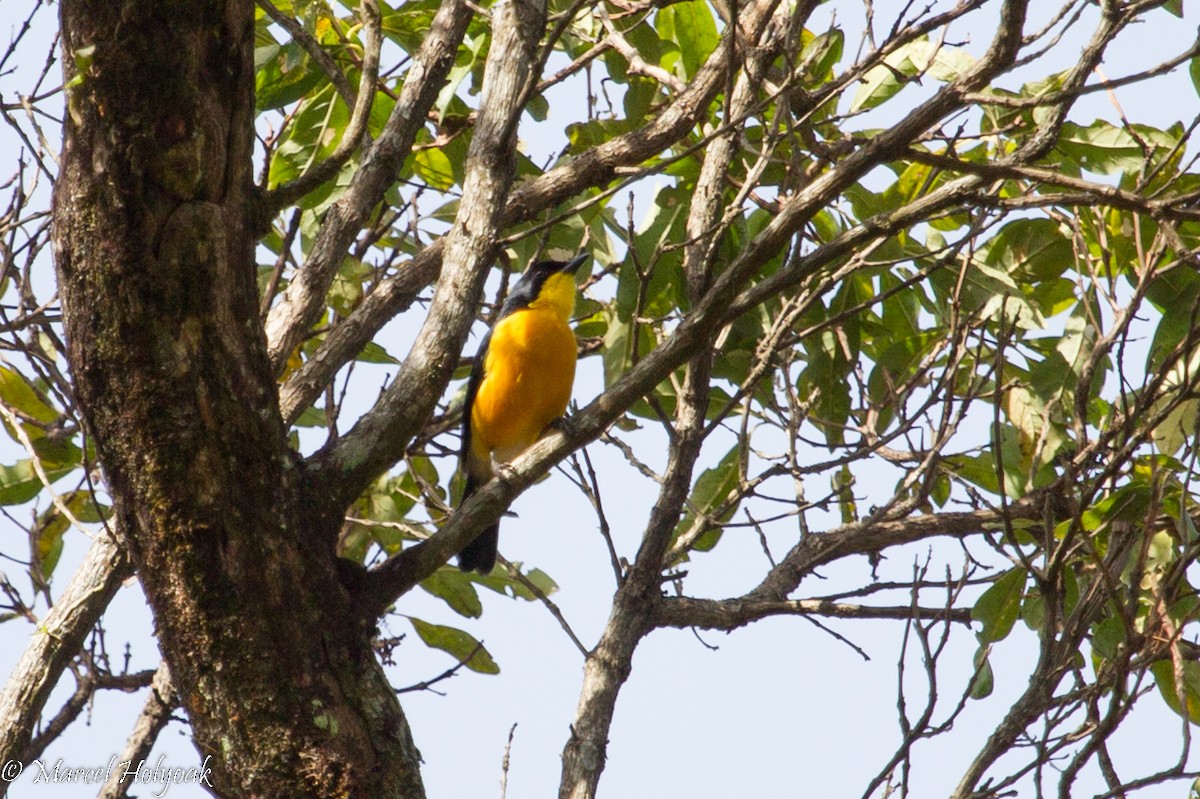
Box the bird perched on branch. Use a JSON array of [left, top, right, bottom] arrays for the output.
[[457, 252, 588, 573]]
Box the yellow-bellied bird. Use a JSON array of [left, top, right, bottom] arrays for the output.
[[457, 253, 588, 573]]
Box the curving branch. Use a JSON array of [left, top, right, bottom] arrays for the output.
[[98, 661, 177, 799], [597, 4, 684, 93], [653, 597, 974, 629], [262, 0, 473, 370], [557, 7, 793, 793], [0, 534, 131, 770], [277, 0, 790, 424], [263, 0, 384, 210], [315, 0, 551, 509], [257, 0, 357, 106]]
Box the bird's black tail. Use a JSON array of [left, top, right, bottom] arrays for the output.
[[457, 472, 499, 573]]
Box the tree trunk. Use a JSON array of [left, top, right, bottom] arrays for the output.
[[51, 2, 424, 796]]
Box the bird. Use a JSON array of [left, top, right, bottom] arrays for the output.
[[457, 252, 588, 573]]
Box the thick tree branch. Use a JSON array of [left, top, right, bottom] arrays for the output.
[[279, 0, 789, 425], [262, 0, 472, 369], [906, 149, 1200, 222], [98, 662, 177, 799], [653, 597, 973, 629], [355, 0, 1039, 617], [0, 535, 130, 768], [747, 494, 1062, 604]]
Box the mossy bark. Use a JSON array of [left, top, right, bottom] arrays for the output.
[[52, 2, 424, 796]]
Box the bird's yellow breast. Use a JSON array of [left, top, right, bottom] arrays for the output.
[[471, 301, 577, 463]]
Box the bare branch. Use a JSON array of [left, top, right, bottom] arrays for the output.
[[0, 535, 131, 766], [263, 0, 384, 210], [98, 661, 177, 799], [256, 0, 357, 107], [278, 0, 793, 423], [317, 0, 551, 507], [653, 597, 972, 629], [263, 0, 473, 369]]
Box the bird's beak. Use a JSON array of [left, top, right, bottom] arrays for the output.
[[561, 253, 589, 274]]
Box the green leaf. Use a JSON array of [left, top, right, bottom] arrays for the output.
[[674, 446, 741, 555], [255, 41, 324, 111], [1057, 120, 1180, 176], [267, 84, 350, 190], [866, 330, 943, 431], [850, 53, 911, 113], [0, 459, 76, 506], [1091, 615, 1125, 661], [1145, 268, 1200, 372], [293, 406, 328, 428], [1020, 588, 1044, 632], [380, 0, 443, 51], [65, 44, 96, 89], [849, 39, 974, 113], [31, 491, 107, 577], [1151, 659, 1200, 724], [329, 257, 367, 315], [1149, 348, 1200, 455], [1079, 483, 1152, 532], [800, 28, 843, 84], [657, 0, 718, 80], [970, 646, 994, 699], [972, 568, 1026, 644], [414, 145, 455, 191], [832, 465, 856, 524], [0, 367, 59, 424], [36, 517, 65, 580], [408, 617, 499, 674], [1003, 383, 1067, 468], [356, 340, 400, 365], [434, 34, 484, 122], [929, 472, 951, 508], [468, 565, 559, 600], [984, 218, 1072, 285], [946, 424, 1029, 497], [1141, 529, 1176, 592], [526, 92, 549, 122], [505, 567, 560, 601], [420, 569, 483, 618]]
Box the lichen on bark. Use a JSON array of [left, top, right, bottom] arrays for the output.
[[51, 1, 426, 796]]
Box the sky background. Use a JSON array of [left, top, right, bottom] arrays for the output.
[[1, 2, 1198, 798]]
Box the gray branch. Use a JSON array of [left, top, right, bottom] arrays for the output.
[[0, 535, 130, 772], [98, 661, 177, 799], [263, 0, 473, 370]]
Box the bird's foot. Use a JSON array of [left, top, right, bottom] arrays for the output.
[[546, 415, 576, 436]]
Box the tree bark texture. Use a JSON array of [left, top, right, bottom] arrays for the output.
[[51, 2, 424, 796]]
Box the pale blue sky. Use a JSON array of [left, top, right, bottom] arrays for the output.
[[1, 2, 1198, 798]]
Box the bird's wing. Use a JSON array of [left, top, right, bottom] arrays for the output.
[[460, 327, 493, 469]]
